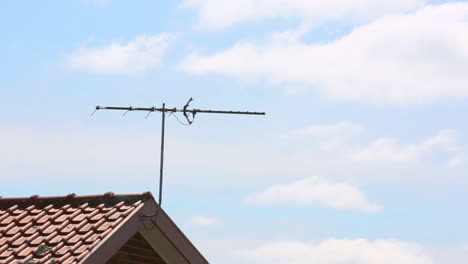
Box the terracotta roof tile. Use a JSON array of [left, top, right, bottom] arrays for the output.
[[68, 233, 82, 245], [11, 209, 22, 215], [0, 192, 152, 264], [0, 248, 12, 258], [84, 233, 100, 245], [78, 223, 93, 234], [43, 224, 57, 235], [3, 255, 14, 263], [36, 214, 50, 225], [17, 245, 33, 257], [0, 215, 14, 225], [72, 213, 87, 223], [19, 214, 34, 225], [10, 236, 27, 247]]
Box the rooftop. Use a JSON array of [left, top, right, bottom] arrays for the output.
[[0, 192, 208, 264]]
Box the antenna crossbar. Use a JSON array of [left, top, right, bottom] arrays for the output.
[[96, 105, 265, 115]]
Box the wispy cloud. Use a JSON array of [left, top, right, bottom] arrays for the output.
[[181, 0, 425, 29], [448, 153, 466, 168], [180, 3, 468, 105], [351, 130, 458, 164], [2, 122, 463, 189], [282, 121, 364, 151], [65, 34, 174, 75], [282, 121, 464, 166], [245, 176, 382, 213], [238, 239, 433, 264], [192, 216, 219, 226]]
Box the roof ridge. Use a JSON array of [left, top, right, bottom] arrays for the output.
[[0, 192, 154, 210]]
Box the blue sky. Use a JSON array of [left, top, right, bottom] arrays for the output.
[[2, 0, 468, 263]]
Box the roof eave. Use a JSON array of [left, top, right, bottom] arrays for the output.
[[79, 199, 209, 264]]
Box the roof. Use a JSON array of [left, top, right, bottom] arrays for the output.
[[0, 192, 208, 264]]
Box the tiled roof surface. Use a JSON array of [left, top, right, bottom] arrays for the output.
[[0, 192, 153, 264]]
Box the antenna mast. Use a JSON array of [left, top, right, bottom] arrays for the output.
[[93, 98, 265, 216]]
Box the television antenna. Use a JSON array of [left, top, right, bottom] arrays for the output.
[[92, 98, 265, 216]]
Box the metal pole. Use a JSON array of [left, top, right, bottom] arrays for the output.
[[159, 103, 165, 209]]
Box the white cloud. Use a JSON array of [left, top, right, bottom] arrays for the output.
[[290, 122, 363, 138], [245, 176, 381, 212], [283, 122, 463, 165], [66, 34, 174, 74], [431, 244, 468, 264], [180, 3, 468, 105], [448, 153, 466, 168], [238, 239, 433, 264], [0, 124, 158, 180], [283, 121, 364, 151], [198, 239, 468, 264], [181, 0, 425, 29], [1, 122, 464, 189], [192, 216, 219, 226], [352, 129, 458, 164]]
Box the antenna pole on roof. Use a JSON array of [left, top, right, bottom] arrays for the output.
[[159, 103, 165, 215], [94, 98, 265, 217]]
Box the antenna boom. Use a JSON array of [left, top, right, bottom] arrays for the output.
[[96, 105, 265, 115]]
